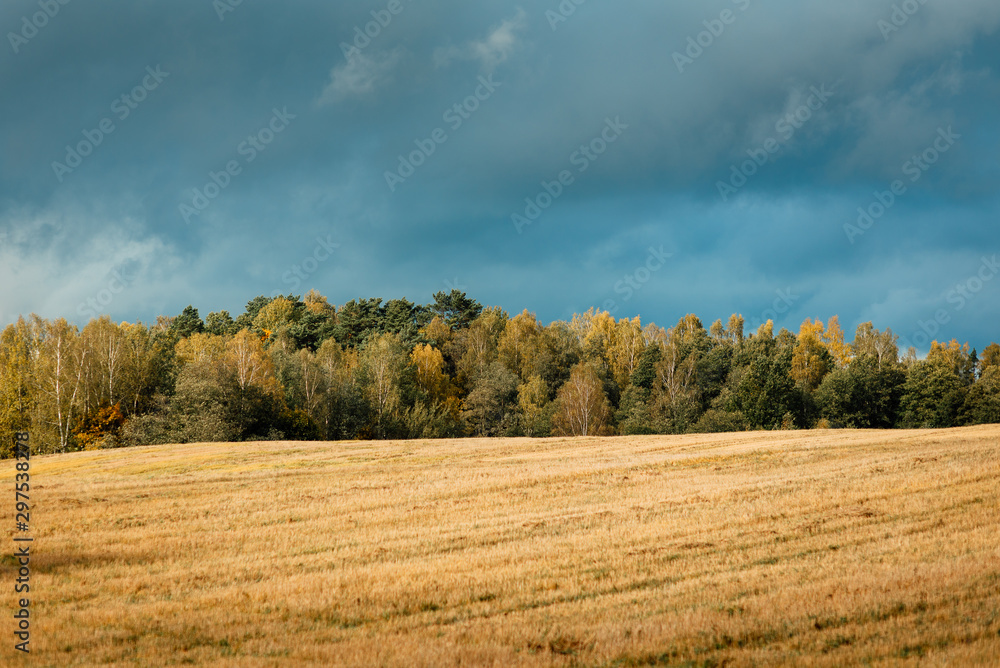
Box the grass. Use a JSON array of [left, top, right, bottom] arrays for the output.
[[2, 426, 999, 666]]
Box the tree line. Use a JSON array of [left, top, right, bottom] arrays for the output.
[[1, 289, 998, 457]]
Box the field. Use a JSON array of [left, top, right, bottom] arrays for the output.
[[2, 427, 1000, 666]]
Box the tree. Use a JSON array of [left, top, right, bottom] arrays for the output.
[[552, 362, 612, 436], [357, 333, 409, 438], [960, 367, 1000, 425], [980, 343, 1000, 375], [824, 316, 852, 368], [316, 339, 368, 440], [253, 297, 296, 337], [899, 359, 965, 428], [535, 322, 582, 398], [616, 385, 654, 435], [463, 361, 519, 436], [429, 290, 483, 329], [32, 318, 86, 452], [170, 305, 204, 338], [608, 316, 646, 392], [205, 310, 237, 336], [410, 344, 452, 403], [498, 310, 543, 382], [727, 331, 803, 429], [852, 322, 899, 370], [791, 318, 831, 391], [80, 316, 126, 411], [224, 329, 281, 439], [927, 340, 976, 385], [726, 314, 745, 346], [456, 307, 507, 387], [0, 319, 36, 456], [227, 330, 276, 394], [382, 298, 425, 344], [333, 298, 385, 348], [518, 374, 552, 437]]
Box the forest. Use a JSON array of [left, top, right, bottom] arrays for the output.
[[1, 289, 998, 457]]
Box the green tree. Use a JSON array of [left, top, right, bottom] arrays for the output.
[[205, 310, 238, 336], [429, 290, 483, 329], [899, 359, 966, 428], [960, 367, 1000, 425], [170, 305, 204, 338], [463, 361, 519, 437]]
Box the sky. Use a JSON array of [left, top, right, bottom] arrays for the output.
[[1, 0, 998, 354]]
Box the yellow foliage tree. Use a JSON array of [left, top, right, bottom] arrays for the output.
[[226, 329, 278, 395], [552, 362, 611, 436], [791, 318, 830, 391], [410, 344, 451, 402], [823, 315, 852, 368], [253, 297, 295, 335], [608, 316, 645, 391], [498, 310, 542, 381]]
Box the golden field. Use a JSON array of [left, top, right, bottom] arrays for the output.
[[2, 427, 1000, 667]]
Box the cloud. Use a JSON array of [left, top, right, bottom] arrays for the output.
[[435, 8, 526, 70], [318, 49, 404, 103]]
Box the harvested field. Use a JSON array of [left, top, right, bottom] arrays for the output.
[[3, 426, 1000, 666]]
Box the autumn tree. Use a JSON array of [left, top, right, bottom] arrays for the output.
[[518, 374, 552, 436], [411, 344, 453, 403], [79, 316, 126, 414], [980, 343, 1000, 375], [316, 338, 368, 440], [498, 310, 543, 382], [552, 362, 611, 436], [0, 319, 36, 456], [34, 318, 86, 452], [456, 307, 507, 388], [608, 316, 646, 392], [790, 318, 831, 391], [823, 316, 852, 368], [357, 333, 410, 438]]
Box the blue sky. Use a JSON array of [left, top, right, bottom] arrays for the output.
[[1, 0, 998, 354]]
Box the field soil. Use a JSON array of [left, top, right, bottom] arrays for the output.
[[2, 427, 1000, 666]]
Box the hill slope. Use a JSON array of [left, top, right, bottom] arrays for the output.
[[3, 427, 1000, 666]]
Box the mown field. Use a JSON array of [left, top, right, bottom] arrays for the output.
[[2, 427, 1000, 666]]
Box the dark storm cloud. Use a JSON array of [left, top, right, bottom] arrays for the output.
[[1, 0, 998, 353]]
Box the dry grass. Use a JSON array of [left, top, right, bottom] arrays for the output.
[[2, 426, 1000, 666]]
